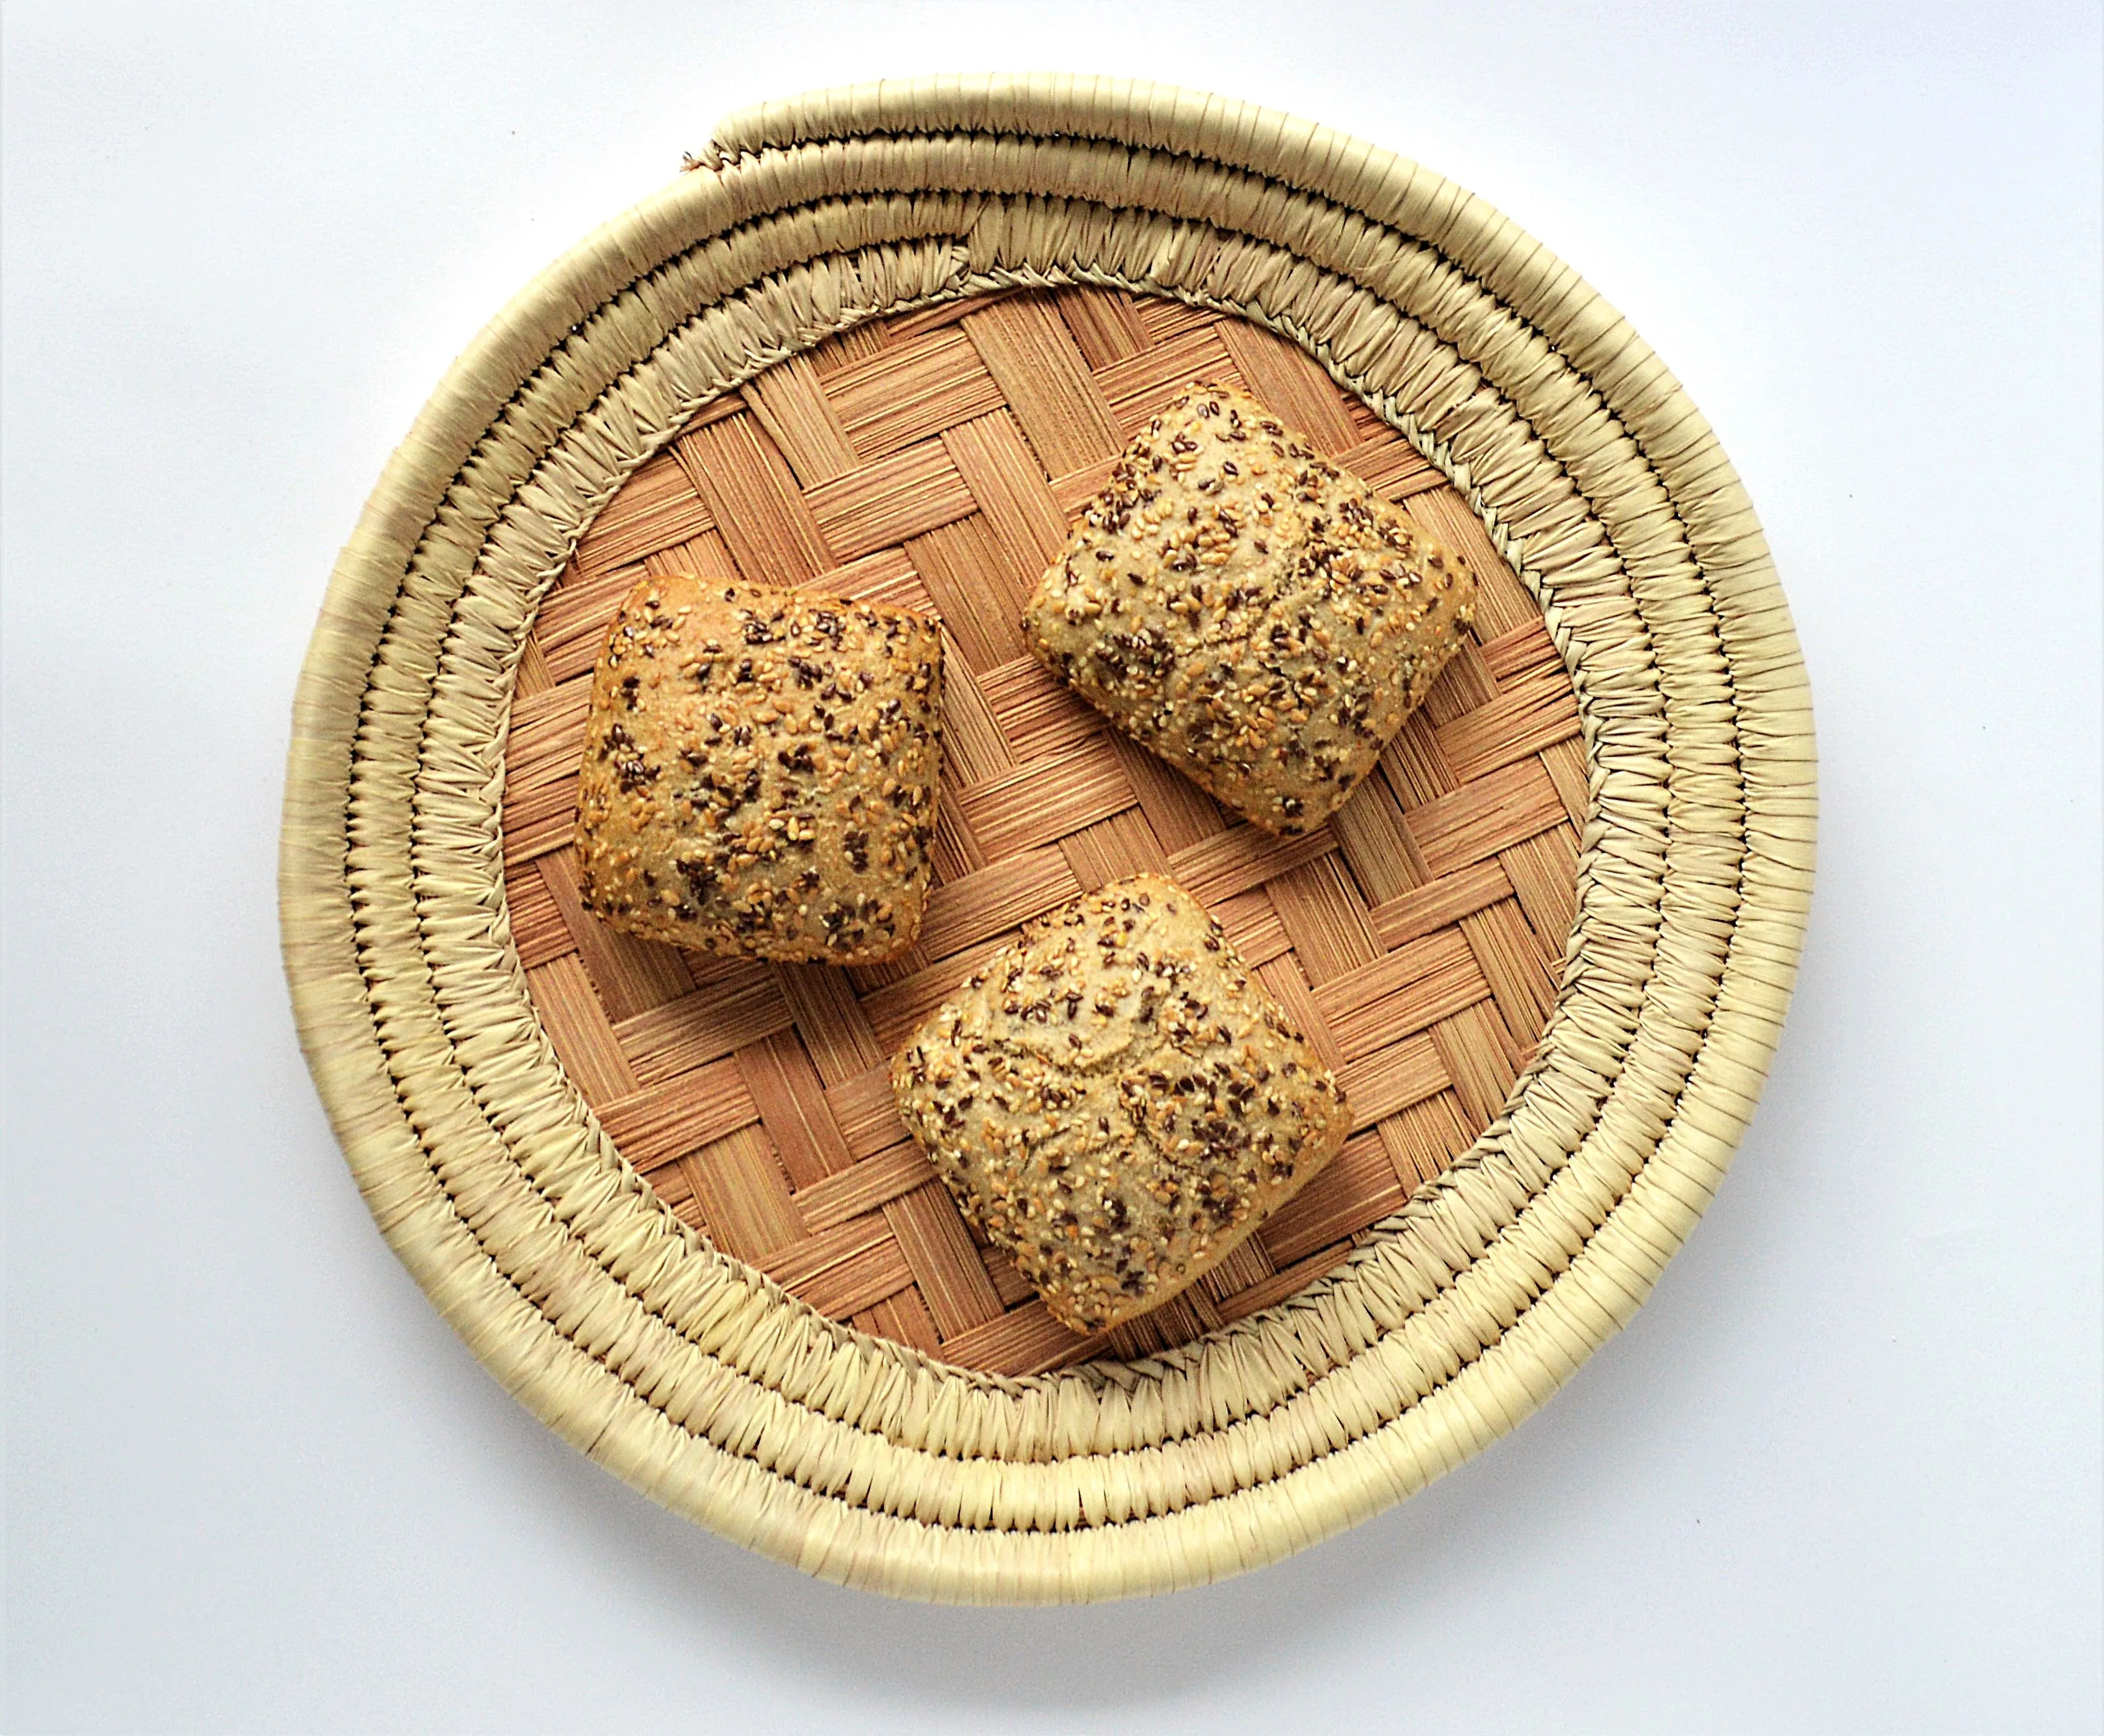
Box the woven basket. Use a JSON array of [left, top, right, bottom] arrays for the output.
[[281, 76, 1816, 1603]]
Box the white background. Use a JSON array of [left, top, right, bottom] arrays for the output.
[[4, 4, 2099, 1731]]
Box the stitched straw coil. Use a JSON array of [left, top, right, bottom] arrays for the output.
[[280, 76, 1815, 1603]]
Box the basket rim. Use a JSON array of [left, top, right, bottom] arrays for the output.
[[280, 75, 1815, 1603]]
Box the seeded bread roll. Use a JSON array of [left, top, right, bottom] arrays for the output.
[[1024, 382, 1478, 834], [891, 874, 1350, 1335], [575, 572, 940, 965]]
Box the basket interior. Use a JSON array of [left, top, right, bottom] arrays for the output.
[[500, 286, 1583, 1376]]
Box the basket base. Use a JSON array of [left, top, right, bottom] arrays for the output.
[[501, 286, 1582, 1376]]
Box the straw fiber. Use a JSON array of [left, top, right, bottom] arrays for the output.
[[281, 77, 1815, 1603]]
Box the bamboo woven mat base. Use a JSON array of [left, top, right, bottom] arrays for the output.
[[500, 288, 1582, 1377]]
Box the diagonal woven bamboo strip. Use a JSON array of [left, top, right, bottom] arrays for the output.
[[281, 76, 1814, 1603]]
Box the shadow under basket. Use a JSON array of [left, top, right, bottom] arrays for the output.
[[281, 76, 1815, 1604]]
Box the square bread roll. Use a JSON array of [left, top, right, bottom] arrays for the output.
[[891, 875, 1351, 1335], [574, 572, 941, 965], [1024, 382, 1478, 834]]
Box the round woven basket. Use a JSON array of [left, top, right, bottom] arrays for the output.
[[281, 76, 1816, 1603]]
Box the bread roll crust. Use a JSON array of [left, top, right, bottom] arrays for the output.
[[575, 572, 941, 965], [892, 875, 1351, 1334], [1024, 382, 1477, 834]]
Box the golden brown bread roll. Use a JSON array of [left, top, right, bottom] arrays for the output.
[[1024, 382, 1477, 834], [575, 572, 941, 965], [891, 874, 1350, 1334]]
